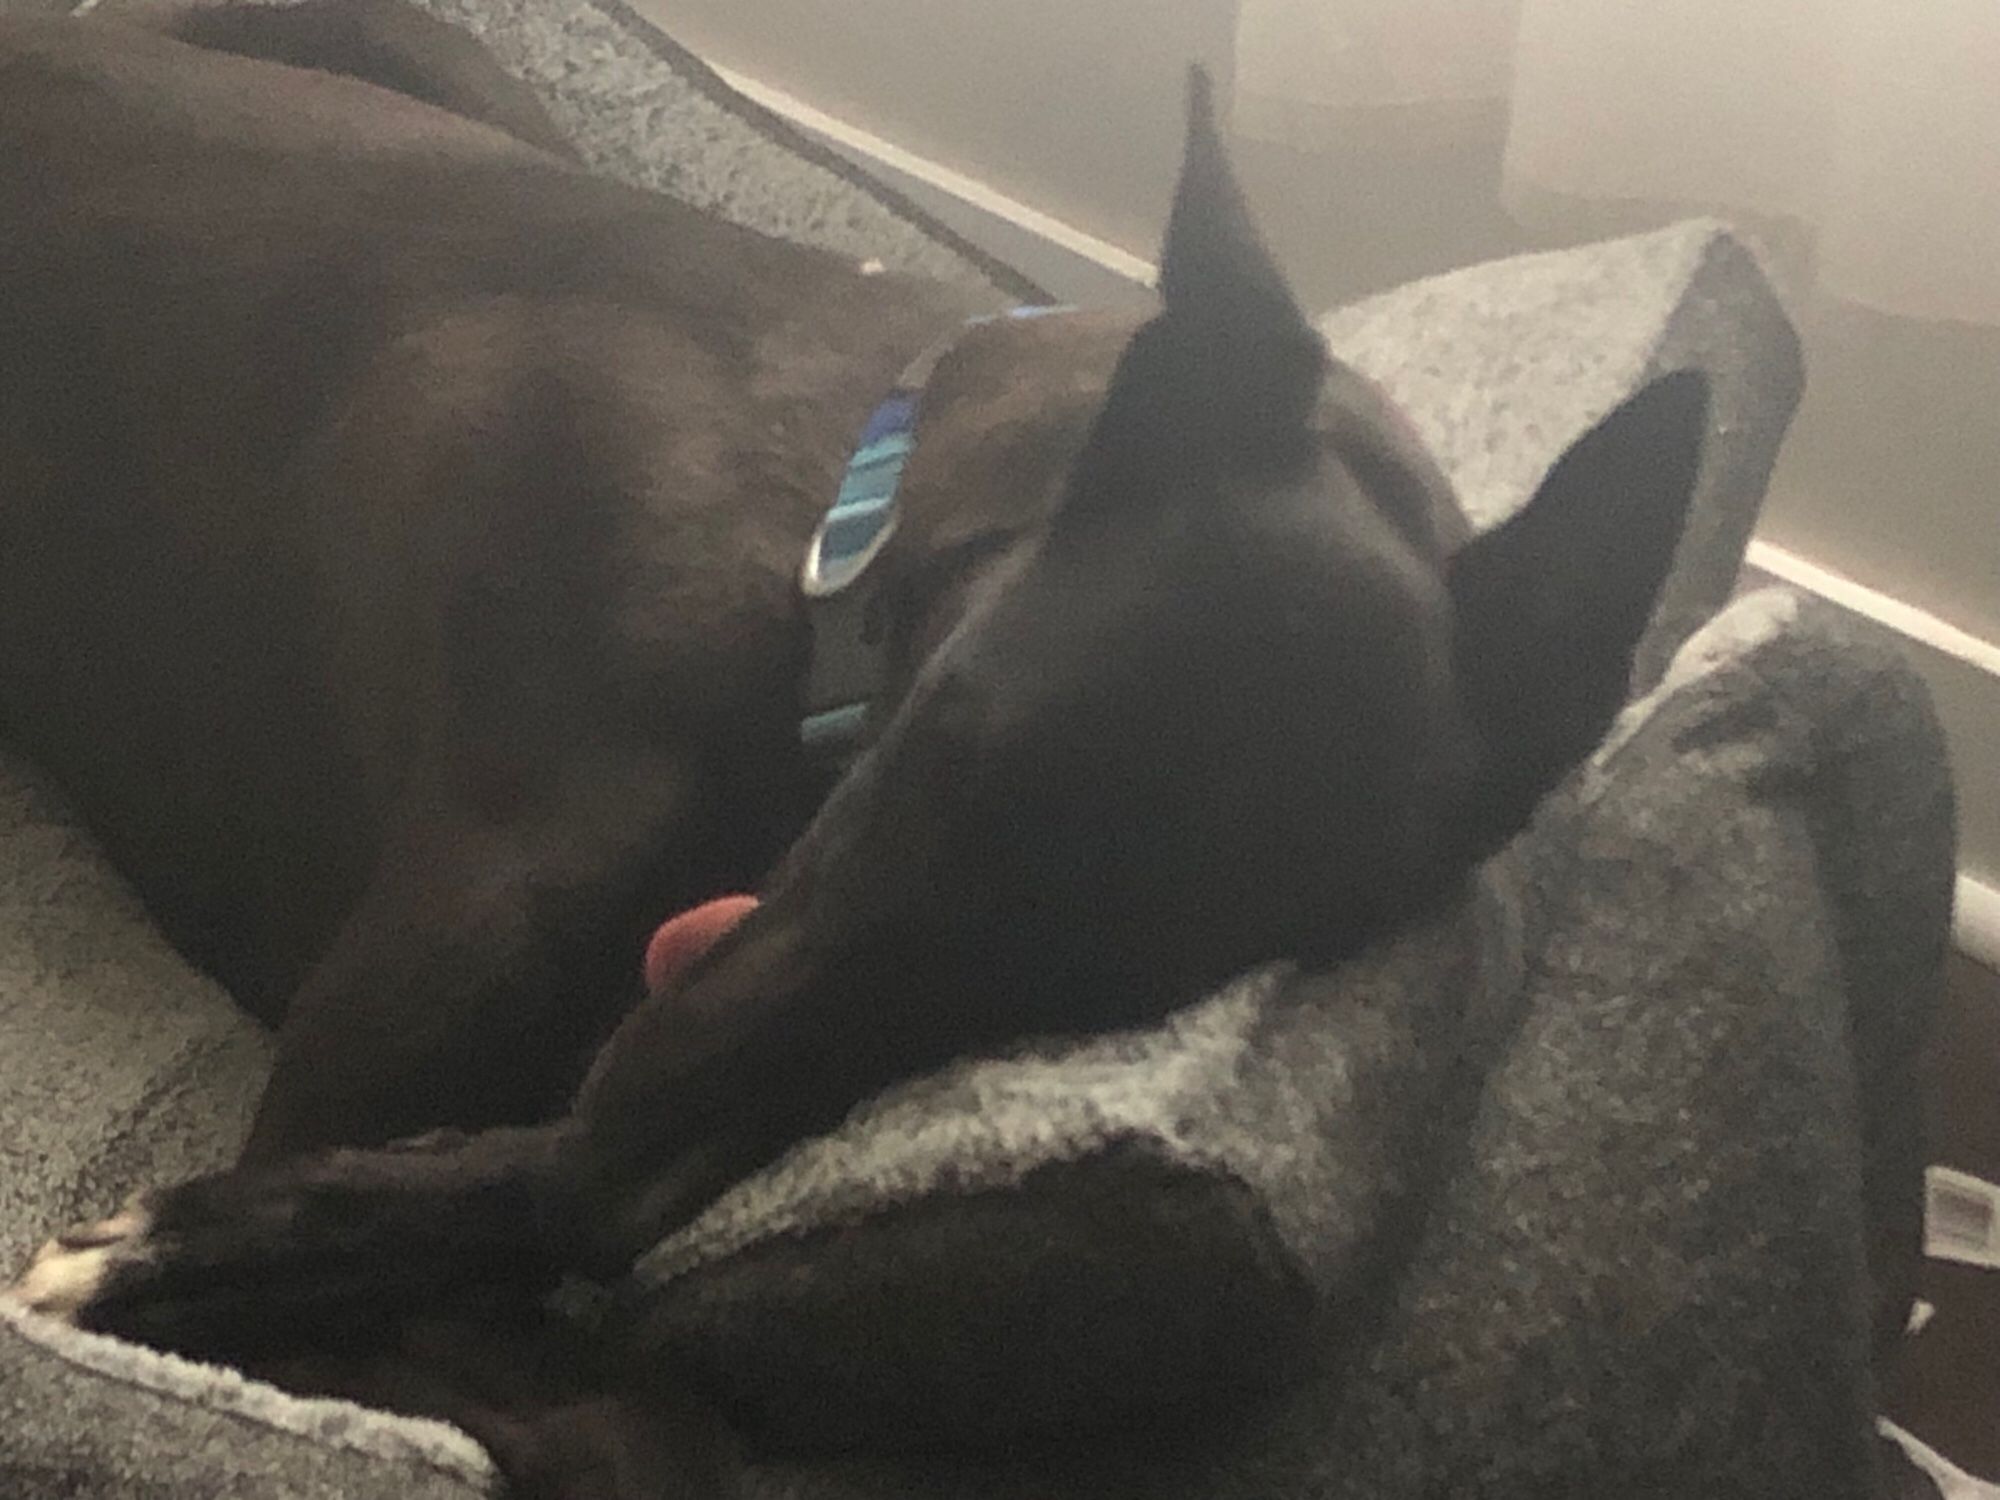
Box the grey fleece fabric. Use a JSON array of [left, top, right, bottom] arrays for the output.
[[1320, 219, 1803, 693], [0, 752, 271, 1279], [387, 0, 1032, 300], [701, 592, 1950, 1500], [623, 881, 1514, 1451], [0, 0, 1955, 1495], [3, 596, 1952, 1500]]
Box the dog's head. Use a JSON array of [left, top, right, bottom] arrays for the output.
[[588, 70, 1708, 1231], [762, 71, 1708, 1017], [624, 67, 1704, 1136]]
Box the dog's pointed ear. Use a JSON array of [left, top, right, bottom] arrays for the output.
[[1063, 67, 1325, 516], [1158, 66, 1305, 345], [1448, 370, 1710, 855]]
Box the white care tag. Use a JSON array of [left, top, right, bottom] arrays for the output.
[[1925, 1166, 2000, 1270]]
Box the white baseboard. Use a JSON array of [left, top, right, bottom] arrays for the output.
[[704, 63, 1159, 288], [717, 60, 2000, 973], [1745, 541, 2000, 682]]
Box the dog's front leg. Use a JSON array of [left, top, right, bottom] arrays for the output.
[[8, 1124, 577, 1364], [240, 743, 756, 1165], [6, 1126, 745, 1497]]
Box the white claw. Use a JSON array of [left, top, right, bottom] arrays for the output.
[[6, 1204, 153, 1320]]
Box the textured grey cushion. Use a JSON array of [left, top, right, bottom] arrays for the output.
[[694, 591, 1949, 1500], [1321, 219, 1803, 692], [0, 1300, 492, 1500], [0, 751, 270, 1279], [622, 882, 1509, 1450], [3, 596, 1953, 1500], [1305, 591, 1951, 1500], [0, 0, 1953, 1495], [395, 0, 1033, 301]]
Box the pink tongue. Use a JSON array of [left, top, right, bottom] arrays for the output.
[[643, 895, 760, 994]]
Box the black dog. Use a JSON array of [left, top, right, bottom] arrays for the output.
[[5, 3, 1707, 1493]]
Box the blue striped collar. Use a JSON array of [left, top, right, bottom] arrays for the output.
[[799, 305, 1072, 758]]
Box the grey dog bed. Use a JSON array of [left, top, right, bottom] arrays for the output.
[[0, 1, 1956, 1496]]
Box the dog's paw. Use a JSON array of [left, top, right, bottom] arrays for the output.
[[8, 1198, 156, 1322], [8, 1141, 556, 1363], [5, 1174, 316, 1359]]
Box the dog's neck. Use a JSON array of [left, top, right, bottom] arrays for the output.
[[798, 305, 1080, 759], [847, 310, 1149, 707]]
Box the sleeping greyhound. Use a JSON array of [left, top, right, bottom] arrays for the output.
[[3, 1, 1708, 1493]]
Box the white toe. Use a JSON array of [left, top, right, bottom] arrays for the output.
[[12, 1242, 115, 1318], [8, 1205, 152, 1319]]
